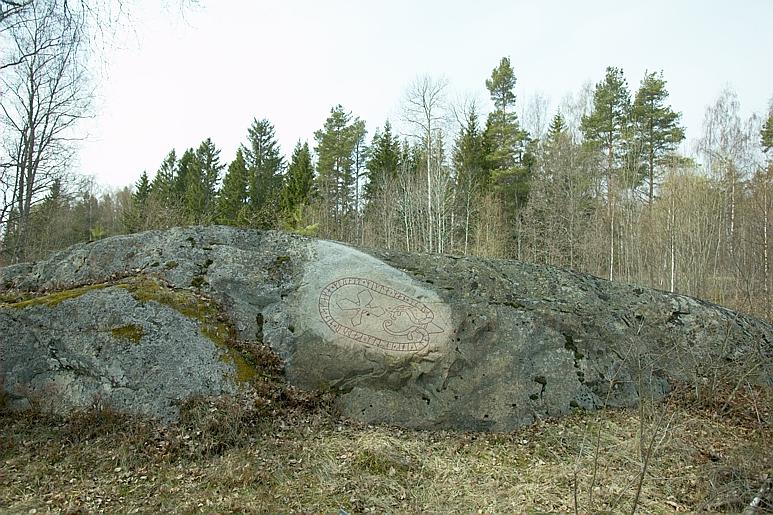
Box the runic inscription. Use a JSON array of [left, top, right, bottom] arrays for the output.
[[318, 277, 443, 352]]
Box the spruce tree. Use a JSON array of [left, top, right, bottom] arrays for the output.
[[453, 106, 488, 189], [175, 148, 197, 198], [124, 171, 151, 232], [365, 121, 400, 202], [631, 71, 685, 206], [762, 106, 773, 154], [314, 105, 362, 237], [217, 148, 249, 225], [280, 141, 315, 220], [150, 150, 177, 203], [453, 106, 489, 254], [546, 112, 567, 145], [195, 138, 225, 218], [241, 118, 284, 228], [133, 171, 151, 207], [399, 139, 422, 177], [171, 148, 209, 223]]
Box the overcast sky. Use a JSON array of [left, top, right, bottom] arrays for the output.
[[78, 0, 773, 189]]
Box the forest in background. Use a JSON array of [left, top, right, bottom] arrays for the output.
[[1, 2, 772, 321]]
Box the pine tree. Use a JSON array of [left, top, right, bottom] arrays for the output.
[[631, 71, 685, 207], [581, 67, 632, 185], [581, 66, 632, 280], [280, 141, 315, 221], [486, 58, 516, 112], [351, 118, 368, 238], [483, 57, 532, 218], [241, 118, 284, 228], [217, 148, 249, 225]]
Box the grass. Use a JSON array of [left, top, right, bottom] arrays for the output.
[[1, 384, 769, 514], [1, 274, 769, 512]]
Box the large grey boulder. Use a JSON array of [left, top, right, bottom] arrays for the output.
[[1, 226, 771, 429]]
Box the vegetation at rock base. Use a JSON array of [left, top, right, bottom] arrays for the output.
[[0, 383, 769, 513], [0, 4, 769, 512]]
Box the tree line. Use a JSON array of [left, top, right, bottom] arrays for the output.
[[2, 46, 772, 320]]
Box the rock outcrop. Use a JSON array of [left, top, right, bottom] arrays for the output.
[[1, 226, 771, 429]]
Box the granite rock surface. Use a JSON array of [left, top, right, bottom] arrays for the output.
[[1, 226, 770, 429]]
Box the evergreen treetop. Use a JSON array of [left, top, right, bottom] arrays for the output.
[[365, 120, 401, 201], [486, 57, 517, 112], [280, 140, 315, 217], [762, 106, 773, 154], [581, 66, 632, 172]]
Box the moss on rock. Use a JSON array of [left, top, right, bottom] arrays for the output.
[[1, 275, 259, 385], [110, 324, 144, 343], [117, 276, 257, 383], [0, 283, 109, 309]]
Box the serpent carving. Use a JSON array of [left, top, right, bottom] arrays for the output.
[[318, 277, 444, 352]]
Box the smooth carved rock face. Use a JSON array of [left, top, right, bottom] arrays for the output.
[[318, 277, 444, 353], [286, 241, 451, 390]]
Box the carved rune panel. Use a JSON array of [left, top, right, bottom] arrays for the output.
[[318, 277, 444, 352]]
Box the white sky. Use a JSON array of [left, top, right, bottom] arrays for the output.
[[78, 0, 773, 189]]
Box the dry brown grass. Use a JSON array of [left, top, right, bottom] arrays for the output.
[[0, 383, 770, 514]]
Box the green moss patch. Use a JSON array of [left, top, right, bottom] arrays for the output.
[[190, 275, 208, 288], [118, 277, 257, 383], [1, 275, 269, 386], [0, 283, 109, 310], [110, 324, 144, 343]]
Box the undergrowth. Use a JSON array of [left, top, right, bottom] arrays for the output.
[[1, 274, 770, 512], [0, 380, 769, 513]]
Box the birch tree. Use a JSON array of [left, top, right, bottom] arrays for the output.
[[0, 0, 89, 262], [403, 75, 448, 253]]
